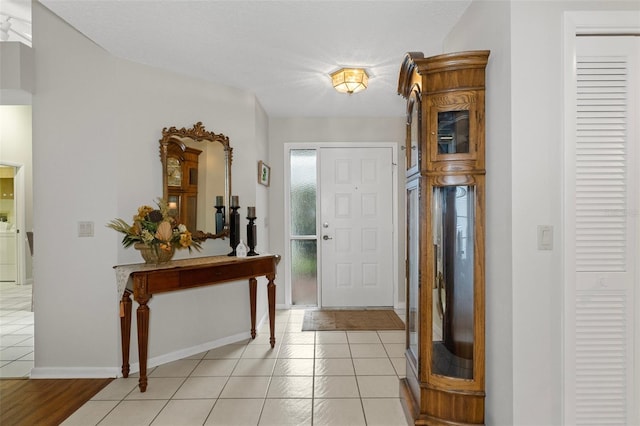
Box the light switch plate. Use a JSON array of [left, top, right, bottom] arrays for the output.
[[78, 221, 94, 237], [537, 225, 553, 250]]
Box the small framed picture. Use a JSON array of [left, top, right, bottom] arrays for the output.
[[258, 160, 271, 187]]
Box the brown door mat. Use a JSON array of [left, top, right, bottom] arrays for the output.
[[302, 309, 405, 331]]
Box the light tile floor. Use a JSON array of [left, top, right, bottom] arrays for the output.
[[64, 309, 411, 425], [0, 281, 34, 378], [0, 283, 410, 425]]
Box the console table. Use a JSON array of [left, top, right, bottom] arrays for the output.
[[115, 254, 280, 392]]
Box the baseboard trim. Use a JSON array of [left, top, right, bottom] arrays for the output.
[[30, 313, 268, 379], [126, 330, 253, 376]]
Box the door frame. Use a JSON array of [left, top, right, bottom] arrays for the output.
[[562, 11, 640, 425], [284, 142, 399, 308]]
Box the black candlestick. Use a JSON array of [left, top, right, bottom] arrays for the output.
[[228, 205, 240, 256], [246, 216, 258, 256]]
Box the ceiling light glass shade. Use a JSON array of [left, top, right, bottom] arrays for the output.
[[330, 68, 368, 94]]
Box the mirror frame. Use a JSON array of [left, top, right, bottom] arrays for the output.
[[159, 122, 232, 240]]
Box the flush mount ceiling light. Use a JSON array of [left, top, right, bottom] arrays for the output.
[[330, 68, 369, 94]]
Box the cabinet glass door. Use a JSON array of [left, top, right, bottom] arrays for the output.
[[432, 185, 474, 379], [167, 194, 180, 217], [406, 179, 420, 365], [428, 91, 479, 164], [167, 157, 182, 187], [437, 110, 469, 154], [406, 87, 421, 174]]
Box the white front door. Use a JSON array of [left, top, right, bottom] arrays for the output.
[[319, 147, 394, 307]]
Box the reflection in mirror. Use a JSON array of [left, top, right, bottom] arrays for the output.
[[159, 122, 232, 240], [165, 140, 201, 234], [432, 185, 474, 379]]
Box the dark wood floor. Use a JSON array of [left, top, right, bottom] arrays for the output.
[[0, 378, 113, 426]]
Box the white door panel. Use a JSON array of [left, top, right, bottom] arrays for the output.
[[320, 147, 394, 307], [565, 35, 639, 425]]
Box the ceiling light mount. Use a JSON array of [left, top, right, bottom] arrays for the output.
[[330, 67, 369, 94]]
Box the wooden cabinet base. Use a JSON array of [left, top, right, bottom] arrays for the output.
[[400, 378, 485, 426]]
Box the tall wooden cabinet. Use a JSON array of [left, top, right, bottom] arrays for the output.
[[165, 140, 202, 233], [398, 50, 489, 425]]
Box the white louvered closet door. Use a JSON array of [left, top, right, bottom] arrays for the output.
[[566, 36, 639, 425]]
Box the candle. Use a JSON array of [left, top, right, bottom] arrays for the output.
[[215, 195, 224, 206], [248, 206, 256, 218], [231, 195, 239, 207]]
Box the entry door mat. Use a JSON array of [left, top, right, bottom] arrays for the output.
[[302, 309, 405, 331]]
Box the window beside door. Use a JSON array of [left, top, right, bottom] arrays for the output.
[[289, 149, 318, 306]]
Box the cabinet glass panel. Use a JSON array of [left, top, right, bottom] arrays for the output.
[[407, 89, 420, 171], [432, 185, 474, 379], [167, 195, 180, 216], [406, 181, 420, 363], [167, 157, 182, 187], [188, 167, 198, 186], [437, 110, 470, 154]]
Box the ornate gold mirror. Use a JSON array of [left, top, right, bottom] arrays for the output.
[[159, 122, 232, 240]]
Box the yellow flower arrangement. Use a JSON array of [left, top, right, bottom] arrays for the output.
[[107, 199, 201, 253]]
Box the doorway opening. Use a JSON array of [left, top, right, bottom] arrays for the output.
[[0, 163, 33, 377], [0, 103, 34, 378], [0, 165, 18, 282]]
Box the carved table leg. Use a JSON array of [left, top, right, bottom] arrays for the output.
[[249, 277, 257, 339], [136, 295, 151, 392], [267, 273, 276, 348], [120, 290, 132, 378]]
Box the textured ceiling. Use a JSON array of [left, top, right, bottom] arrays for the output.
[[38, 0, 472, 117]]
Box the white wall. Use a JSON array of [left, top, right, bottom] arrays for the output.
[[446, 1, 640, 425], [255, 102, 271, 256], [31, 3, 271, 377], [0, 42, 33, 105], [268, 117, 405, 306]]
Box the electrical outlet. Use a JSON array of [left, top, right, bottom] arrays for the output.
[[78, 221, 94, 237]]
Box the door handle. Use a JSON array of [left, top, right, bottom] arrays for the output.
[[323, 235, 333, 240]]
